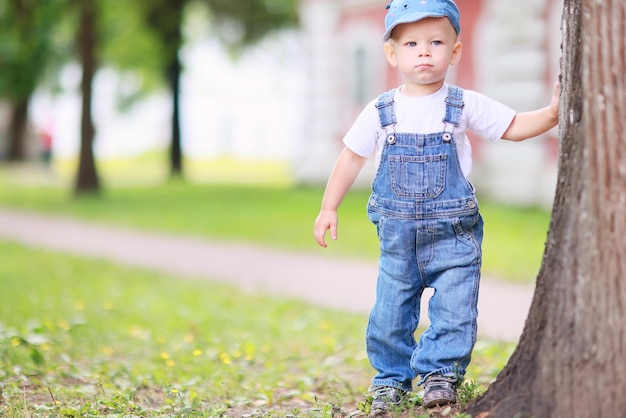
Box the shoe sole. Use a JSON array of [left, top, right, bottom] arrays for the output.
[[424, 397, 456, 408]]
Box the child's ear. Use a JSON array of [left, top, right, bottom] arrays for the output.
[[450, 41, 462, 65], [384, 42, 398, 67]]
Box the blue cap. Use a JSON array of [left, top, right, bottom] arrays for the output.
[[383, 0, 461, 41]]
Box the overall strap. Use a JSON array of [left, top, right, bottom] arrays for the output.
[[443, 85, 464, 127], [375, 89, 397, 128]]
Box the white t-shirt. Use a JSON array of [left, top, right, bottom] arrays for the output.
[[343, 84, 516, 177]]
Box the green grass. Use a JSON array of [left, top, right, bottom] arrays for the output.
[[0, 166, 551, 283], [0, 242, 515, 417], [0, 163, 533, 416], [480, 203, 551, 281]]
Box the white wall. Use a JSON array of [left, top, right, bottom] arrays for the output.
[[468, 0, 560, 208]]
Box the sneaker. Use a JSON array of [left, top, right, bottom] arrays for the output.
[[368, 385, 407, 416], [422, 375, 457, 408]]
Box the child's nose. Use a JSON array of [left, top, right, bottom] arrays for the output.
[[417, 46, 431, 57]]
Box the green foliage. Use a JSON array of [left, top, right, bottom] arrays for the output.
[[98, 0, 166, 108], [0, 0, 167, 113], [457, 380, 485, 407], [140, 0, 187, 69], [0, 0, 299, 104], [206, 0, 298, 53], [0, 0, 67, 100], [133, 0, 297, 83]]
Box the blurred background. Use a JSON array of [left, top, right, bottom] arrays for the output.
[[0, 0, 561, 207], [0, 3, 563, 413]]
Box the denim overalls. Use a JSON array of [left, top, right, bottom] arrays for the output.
[[366, 86, 484, 392]]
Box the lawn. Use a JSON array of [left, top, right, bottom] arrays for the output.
[[0, 242, 514, 417], [0, 164, 547, 416], [0, 165, 551, 283]]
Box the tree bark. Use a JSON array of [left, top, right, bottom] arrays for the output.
[[74, 0, 100, 196], [467, 1, 626, 417]]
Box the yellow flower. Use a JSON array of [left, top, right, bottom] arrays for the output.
[[161, 352, 170, 360], [323, 336, 337, 346], [129, 326, 149, 340], [192, 349, 203, 356], [219, 352, 231, 364], [243, 343, 256, 361]]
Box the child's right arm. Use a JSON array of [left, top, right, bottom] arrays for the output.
[[313, 147, 368, 248]]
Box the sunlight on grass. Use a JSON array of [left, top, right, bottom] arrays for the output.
[[0, 163, 550, 284], [0, 242, 514, 417], [0, 242, 370, 416], [27, 154, 294, 189], [185, 157, 294, 186], [480, 201, 550, 282], [51, 152, 170, 187]]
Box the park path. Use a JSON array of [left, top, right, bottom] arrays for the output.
[[0, 208, 534, 342]]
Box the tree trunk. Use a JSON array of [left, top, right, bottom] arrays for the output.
[[168, 55, 183, 177], [7, 98, 29, 161], [467, 1, 626, 417], [164, 0, 184, 178], [145, 0, 185, 178], [74, 0, 100, 196]]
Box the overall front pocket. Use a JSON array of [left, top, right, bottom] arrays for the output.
[[388, 154, 447, 199]]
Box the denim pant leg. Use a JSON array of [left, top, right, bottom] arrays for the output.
[[411, 214, 483, 384], [366, 215, 423, 392]]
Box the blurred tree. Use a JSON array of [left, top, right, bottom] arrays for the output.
[[98, 3, 164, 109], [0, 0, 64, 161], [142, 0, 186, 177], [74, 0, 100, 196], [74, 0, 165, 196], [468, 1, 626, 417], [0, 0, 297, 192], [141, 0, 298, 177]]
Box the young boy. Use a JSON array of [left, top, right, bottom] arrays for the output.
[[313, 0, 559, 414]]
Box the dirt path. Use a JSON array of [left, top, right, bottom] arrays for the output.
[[0, 208, 534, 342]]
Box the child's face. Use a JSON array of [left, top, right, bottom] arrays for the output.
[[384, 17, 462, 95]]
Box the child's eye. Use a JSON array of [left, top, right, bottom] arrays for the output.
[[432, 40, 443, 46], [407, 41, 417, 47]]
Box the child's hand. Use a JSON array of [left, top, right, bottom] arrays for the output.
[[314, 210, 338, 248], [550, 81, 560, 119]]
